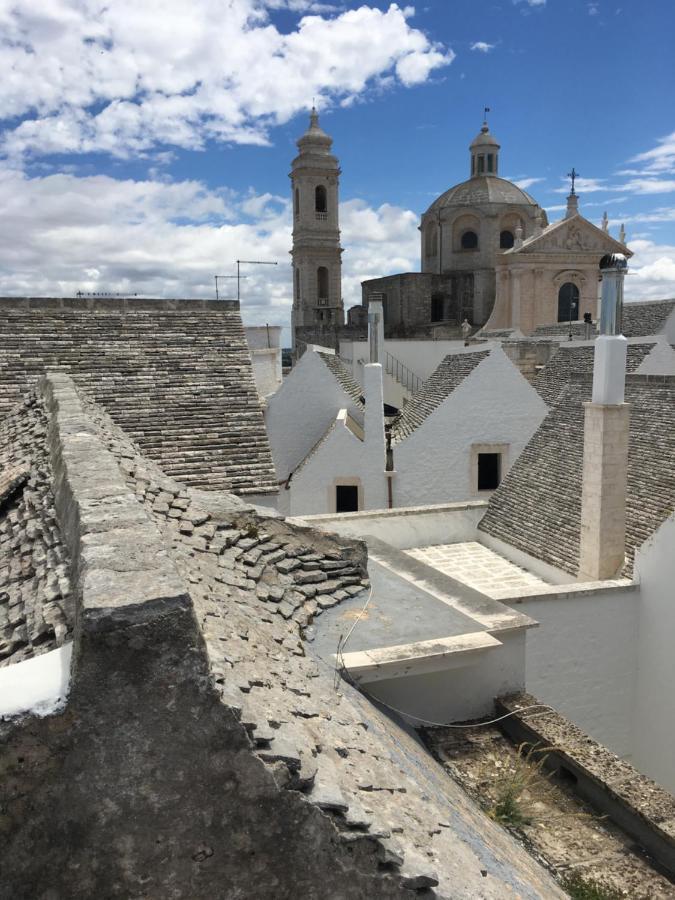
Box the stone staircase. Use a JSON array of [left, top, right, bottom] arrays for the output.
[[0, 298, 277, 496]]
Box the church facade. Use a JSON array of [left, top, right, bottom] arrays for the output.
[[290, 112, 631, 349]]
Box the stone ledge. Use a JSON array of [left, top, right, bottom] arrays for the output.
[[39, 373, 190, 636], [0, 296, 240, 312], [497, 692, 675, 879]]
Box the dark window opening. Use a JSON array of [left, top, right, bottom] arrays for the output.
[[477, 155, 485, 174], [500, 230, 515, 249], [478, 453, 501, 491], [557, 281, 580, 322], [461, 230, 479, 250], [336, 485, 359, 513], [294, 188, 299, 218], [431, 294, 444, 322], [294, 268, 300, 300], [315, 185, 327, 213], [487, 154, 494, 173], [317, 266, 329, 302]]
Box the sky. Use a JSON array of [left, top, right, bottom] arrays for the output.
[[1, 0, 675, 345]]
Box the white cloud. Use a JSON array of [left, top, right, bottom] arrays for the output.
[[552, 176, 607, 194], [0, 165, 420, 330], [630, 131, 675, 175], [617, 178, 675, 195], [588, 2, 600, 14], [513, 0, 546, 7], [512, 176, 544, 190], [627, 238, 675, 300], [470, 41, 495, 53], [0, 1, 453, 159]]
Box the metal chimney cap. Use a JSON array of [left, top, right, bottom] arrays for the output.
[[600, 253, 628, 271]]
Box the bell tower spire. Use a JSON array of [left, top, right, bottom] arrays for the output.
[[290, 107, 344, 352]]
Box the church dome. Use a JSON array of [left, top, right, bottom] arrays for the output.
[[426, 175, 539, 214]]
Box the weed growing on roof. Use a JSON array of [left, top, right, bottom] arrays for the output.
[[561, 871, 628, 900], [488, 742, 553, 828]]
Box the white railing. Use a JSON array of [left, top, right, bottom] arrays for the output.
[[384, 351, 423, 393]]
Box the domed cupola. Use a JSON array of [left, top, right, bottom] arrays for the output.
[[470, 120, 500, 177], [296, 107, 335, 157]]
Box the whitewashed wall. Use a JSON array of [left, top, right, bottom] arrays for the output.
[[503, 584, 639, 760], [393, 348, 548, 508], [340, 339, 498, 388], [364, 631, 526, 724], [295, 502, 487, 549], [287, 364, 387, 516], [265, 349, 363, 484], [632, 512, 675, 792], [635, 338, 675, 375]]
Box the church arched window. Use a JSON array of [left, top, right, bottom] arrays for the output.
[[557, 282, 580, 323], [430, 294, 444, 322], [294, 188, 299, 218], [315, 185, 327, 213], [461, 230, 479, 250], [317, 266, 329, 302], [500, 230, 514, 249]]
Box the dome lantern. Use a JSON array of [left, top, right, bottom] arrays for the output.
[[470, 119, 500, 178]]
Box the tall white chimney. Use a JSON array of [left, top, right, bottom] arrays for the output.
[[578, 254, 630, 581], [367, 294, 385, 364]]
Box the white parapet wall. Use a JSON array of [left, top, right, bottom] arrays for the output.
[[292, 501, 488, 549]]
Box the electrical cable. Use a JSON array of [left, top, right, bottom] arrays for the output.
[[334, 582, 557, 730]]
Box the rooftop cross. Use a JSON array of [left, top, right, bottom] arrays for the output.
[[483, 105, 490, 126], [567, 167, 579, 195]]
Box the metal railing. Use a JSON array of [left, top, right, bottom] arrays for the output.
[[384, 351, 423, 394], [315, 211, 328, 220]]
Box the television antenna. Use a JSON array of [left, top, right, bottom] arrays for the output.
[[214, 274, 246, 301], [236, 259, 278, 301]]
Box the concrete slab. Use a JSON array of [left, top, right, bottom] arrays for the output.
[[312, 557, 480, 664]]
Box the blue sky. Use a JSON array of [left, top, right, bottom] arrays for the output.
[[1, 0, 674, 342]]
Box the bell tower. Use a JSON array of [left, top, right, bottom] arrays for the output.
[[290, 108, 344, 350]]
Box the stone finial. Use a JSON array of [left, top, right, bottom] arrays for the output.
[[601, 211, 609, 232], [619, 223, 626, 244], [514, 224, 524, 248], [565, 192, 579, 219], [534, 210, 543, 237]]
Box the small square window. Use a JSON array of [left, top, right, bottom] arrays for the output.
[[336, 485, 359, 513], [477, 453, 501, 491]]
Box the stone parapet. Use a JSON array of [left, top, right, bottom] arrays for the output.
[[497, 693, 675, 879]]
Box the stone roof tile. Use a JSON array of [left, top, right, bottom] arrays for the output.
[[532, 343, 654, 406], [533, 300, 675, 340], [479, 374, 675, 577], [0, 298, 276, 496]]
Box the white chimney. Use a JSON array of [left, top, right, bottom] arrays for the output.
[[367, 294, 385, 364], [578, 254, 630, 581]]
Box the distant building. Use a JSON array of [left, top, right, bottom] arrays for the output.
[[291, 113, 633, 350]]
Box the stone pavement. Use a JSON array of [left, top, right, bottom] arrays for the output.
[[406, 541, 548, 599]]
